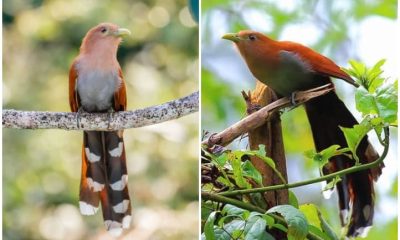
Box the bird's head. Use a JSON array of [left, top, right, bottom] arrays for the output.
[[222, 30, 278, 71], [222, 30, 276, 60], [80, 23, 131, 55]]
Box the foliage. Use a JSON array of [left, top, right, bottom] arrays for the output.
[[202, 145, 339, 240], [201, 60, 396, 239]]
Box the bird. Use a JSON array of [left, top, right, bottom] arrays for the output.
[[69, 23, 132, 236], [222, 30, 383, 237]]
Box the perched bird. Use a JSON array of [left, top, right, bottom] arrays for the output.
[[223, 30, 382, 237], [69, 23, 132, 236]]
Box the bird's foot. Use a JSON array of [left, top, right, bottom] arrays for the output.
[[107, 109, 115, 130], [290, 91, 298, 106], [76, 107, 86, 129]]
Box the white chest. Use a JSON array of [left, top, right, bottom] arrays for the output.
[[76, 70, 121, 112]]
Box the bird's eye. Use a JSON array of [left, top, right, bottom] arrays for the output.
[[249, 34, 256, 41], [100, 27, 107, 33]]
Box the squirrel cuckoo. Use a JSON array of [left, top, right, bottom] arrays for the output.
[[223, 30, 382, 237], [69, 23, 131, 236]]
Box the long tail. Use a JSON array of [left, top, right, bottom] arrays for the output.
[[79, 131, 132, 236], [304, 86, 382, 237]]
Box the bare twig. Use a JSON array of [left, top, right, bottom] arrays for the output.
[[202, 84, 334, 146], [3, 91, 199, 130]]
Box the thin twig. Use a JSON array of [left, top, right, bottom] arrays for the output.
[[3, 91, 198, 131]]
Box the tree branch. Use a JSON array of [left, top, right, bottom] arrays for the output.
[[201, 84, 334, 146], [3, 91, 199, 130]]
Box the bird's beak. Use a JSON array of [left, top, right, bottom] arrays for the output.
[[113, 28, 131, 37], [222, 33, 240, 43]]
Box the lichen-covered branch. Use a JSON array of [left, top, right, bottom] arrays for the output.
[[3, 91, 199, 131], [202, 84, 334, 147]]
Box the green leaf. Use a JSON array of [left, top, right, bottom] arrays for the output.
[[242, 160, 263, 186], [204, 211, 217, 240], [214, 152, 228, 167], [304, 149, 316, 160], [263, 214, 275, 227], [231, 155, 250, 188], [307, 225, 332, 240], [271, 223, 288, 232], [340, 124, 371, 162], [299, 204, 320, 230], [232, 229, 243, 238], [244, 217, 269, 240], [299, 204, 338, 240], [216, 220, 246, 239], [318, 211, 338, 240], [242, 210, 250, 220], [355, 87, 378, 115], [376, 81, 398, 124], [217, 220, 246, 240], [246, 145, 275, 169], [216, 176, 231, 186], [218, 215, 241, 228], [246, 145, 286, 184], [288, 190, 299, 208], [349, 60, 366, 77], [202, 201, 217, 221], [257, 144, 267, 156], [222, 204, 246, 216], [305, 145, 348, 172], [319, 145, 341, 165], [267, 205, 308, 240], [367, 59, 386, 92], [249, 193, 268, 210]]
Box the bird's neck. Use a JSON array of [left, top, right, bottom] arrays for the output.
[[79, 42, 120, 71]]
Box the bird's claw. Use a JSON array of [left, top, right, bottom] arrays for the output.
[[107, 109, 115, 130], [76, 107, 85, 129], [290, 92, 298, 106]]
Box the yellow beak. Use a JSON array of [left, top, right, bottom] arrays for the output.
[[113, 28, 131, 37], [222, 33, 240, 42]]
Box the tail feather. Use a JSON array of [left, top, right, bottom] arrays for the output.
[[80, 131, 131, 236], [304, 84, 382, 237], [84, 131, 106, 192], [79, 147, 100, 215]]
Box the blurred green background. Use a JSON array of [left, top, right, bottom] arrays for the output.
[[201, 0, 397, 239], [3, 0, 198, 239]]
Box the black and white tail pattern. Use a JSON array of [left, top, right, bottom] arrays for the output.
[[79, 130, 132, 236]]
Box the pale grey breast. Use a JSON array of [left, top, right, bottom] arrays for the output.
[[76, 70, 121, 112]]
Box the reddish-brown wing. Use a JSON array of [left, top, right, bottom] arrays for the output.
[[69, 60, 79, 112], [279, 41, 357, 86], [114, 67, 127, 111]]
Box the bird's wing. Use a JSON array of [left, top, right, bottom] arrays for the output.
[[114, 67, 127, 111], [280, 41, 358, 87], [69, 60, 80, 112]]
